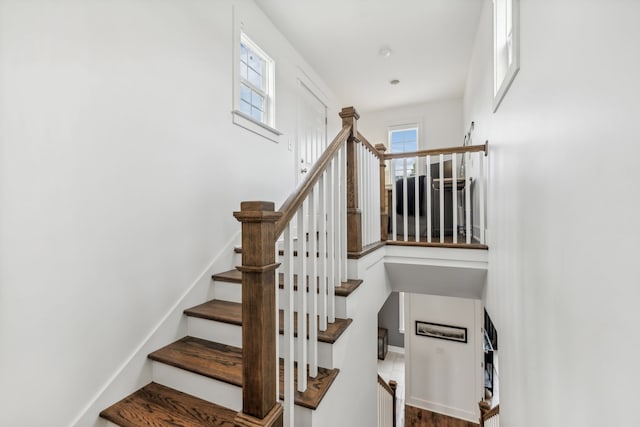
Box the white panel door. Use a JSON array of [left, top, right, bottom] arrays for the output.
[[297, 82, 327, 183]]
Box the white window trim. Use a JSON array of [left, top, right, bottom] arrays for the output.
[[232, 28, 282, 142], [493, 0, 520, 112]]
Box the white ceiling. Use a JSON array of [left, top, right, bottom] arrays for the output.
[[256, 0, 485, 112]]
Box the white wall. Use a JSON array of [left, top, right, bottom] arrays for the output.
[[0, 1, 341, 426], [464, 0, 640, 425], [358, 98, 464, 150], [313, 250, 391, 427], [405, 294, 482, 422]]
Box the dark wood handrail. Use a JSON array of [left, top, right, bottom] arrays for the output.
[[356, 131, 383, 159], [274, 124, 352, 239], [383, 142, 488, 160]]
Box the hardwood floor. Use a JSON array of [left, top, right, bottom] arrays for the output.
[[405, 405, 479, 427]]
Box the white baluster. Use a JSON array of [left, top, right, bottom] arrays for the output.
[[414, 155, 419, 242], [479, 151, 486, 245], [439, 154, 445, 243], [275, 260, 280, 403], [426, 154, 432, 243], [402, 158, 408, 241], [318, 172, 328, 331], [391, 159, 397, 241], [296, 204, 307, 392], [308, 186, 318, 378], [452, 153, 458, 244], [327, 158, 336, 323], [465, 151, 471, 244], [365, 150, 370, 245], [359, 144, 365, 245], [340, 145, 347, 283], [283, 225, 295, 427]]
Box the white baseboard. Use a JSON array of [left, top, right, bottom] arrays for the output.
[[70, 231, 240, 427], [388, 345, 405, 355], [406, 397, 478, 424]]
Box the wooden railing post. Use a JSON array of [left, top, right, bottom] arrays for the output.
[[375, 143, 388, 241], [389, 380, 398, 427], [339, 106, 362, 253], [233, 201, 283, 427]]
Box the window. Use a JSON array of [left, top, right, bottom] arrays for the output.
[[389, 126, 418, 178], [233, 32, 281, 141], [493, 0, 520, 111], [239, 35, 270, 123]]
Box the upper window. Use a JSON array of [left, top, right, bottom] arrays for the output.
[[389, 126, 418, 178], [493, 0, 520, 111], [233, 32, 280, 141], [239, 34, 271, 124]]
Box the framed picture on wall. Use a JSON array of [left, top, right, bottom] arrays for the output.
[[415, 321, 467, 343]]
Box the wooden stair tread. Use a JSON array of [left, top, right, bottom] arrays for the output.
[[100, 382, 236, 427], [149, 337, 339, 410], [185, 299, 242, 326], [211, 269, 363, 297], [184, 299, 352, 344], [149, 337, 243, 386], [211, 270, 243, 283]]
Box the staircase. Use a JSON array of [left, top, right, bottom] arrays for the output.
[[97, 106, 488, 427], [100, 260, 362, 426]]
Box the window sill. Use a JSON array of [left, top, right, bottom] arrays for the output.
[[232, 110, 282, 143]]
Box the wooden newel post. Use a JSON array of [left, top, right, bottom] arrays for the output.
[[375, 143, 388, 241], [339, 106, 362, 253], [233, 201, 284, 427]]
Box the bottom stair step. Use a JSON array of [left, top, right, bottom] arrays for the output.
[[100, 382, 236, 427], [149, 336, 339, 410]]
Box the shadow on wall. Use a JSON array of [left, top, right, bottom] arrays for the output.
[[378, 291, 405, 349]]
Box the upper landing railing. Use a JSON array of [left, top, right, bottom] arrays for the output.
[[232, 107, 488, 427], [384, 143, 488, 248]]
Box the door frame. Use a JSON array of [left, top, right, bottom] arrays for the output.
[[295, 73, 329, 185]]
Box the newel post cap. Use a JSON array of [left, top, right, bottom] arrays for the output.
[[339, 106, 360, 120], [233, 201, 282, 223]]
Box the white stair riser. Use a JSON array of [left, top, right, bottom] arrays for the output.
[[209, 281, 241, 303], [278, 289, 348, 319], [278, 335, 335, 368], [187, 317, 242, 348], [186, 317, 338, 368], [152, 361, 313, 426], [209, 283, 348, 318], [151, 362, 242, 412]]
